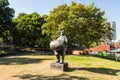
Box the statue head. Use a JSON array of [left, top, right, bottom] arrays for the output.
[[60, 30, 65, 36]]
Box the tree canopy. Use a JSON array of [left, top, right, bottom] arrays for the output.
[[13, 12, 47, 47], [42, 2, 113, 49], [0, 0, 14, 42], [0, 1, 113, 49]]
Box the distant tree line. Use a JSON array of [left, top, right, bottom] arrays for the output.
[[0, 0, 113, 49]]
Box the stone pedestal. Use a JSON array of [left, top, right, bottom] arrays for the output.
[[50, 62, 68, 71]]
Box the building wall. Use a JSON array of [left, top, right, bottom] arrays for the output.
[[110, 21, 116, 40]]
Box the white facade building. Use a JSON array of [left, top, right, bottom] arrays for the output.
[[106, 21, 116, 44], [110, 21, 116, 40]]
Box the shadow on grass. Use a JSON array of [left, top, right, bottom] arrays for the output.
[[67, 67, 120, 76], [0, 57, 53, 65], [13, 74, 89, 80]]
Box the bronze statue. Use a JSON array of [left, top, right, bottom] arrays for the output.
[[50, 30, 67, 64]]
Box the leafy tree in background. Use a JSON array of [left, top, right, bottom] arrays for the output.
[[42, 4, 69, 39], [0, 0, 112, 49], [13, 12, 47, 47], [42, 2, 113, 49], [0, 0, 14, 43]]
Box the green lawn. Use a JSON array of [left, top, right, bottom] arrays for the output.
[[0, 52, 120, 80]]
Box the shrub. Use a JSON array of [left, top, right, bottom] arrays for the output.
[[97, 52, 116, 60], [0, 48, 16, 57]]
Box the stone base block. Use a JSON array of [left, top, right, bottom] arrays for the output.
[[50, 62, 68, 71]]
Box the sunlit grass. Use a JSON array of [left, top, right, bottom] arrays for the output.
[[65, 55, 120, 68], [0, 53, 120, 80]]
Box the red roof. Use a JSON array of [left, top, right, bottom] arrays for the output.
[[89, 44, 110, 52]]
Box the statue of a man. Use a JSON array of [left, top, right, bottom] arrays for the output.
[[56, 30, 67, 63], [50, 30, 68, 64]]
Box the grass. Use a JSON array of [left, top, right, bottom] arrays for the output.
[[0, 52, 120, 80]]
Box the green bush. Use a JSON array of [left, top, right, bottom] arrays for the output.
[[0, 48, 16, 57], [0, 50, 7, 55], [97, 52, 115, 60], [0, 37, 3, 44], [106, 52, 115, 59], [98, 52, 103, 57]]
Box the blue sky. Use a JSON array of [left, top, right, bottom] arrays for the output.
[[9, 0, 120, 40]]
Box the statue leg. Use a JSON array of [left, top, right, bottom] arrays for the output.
[[61, 47, 66, 64], [56, 53, 60, 63], [61, 53, 64, 64], [54, 50, 60, 63]]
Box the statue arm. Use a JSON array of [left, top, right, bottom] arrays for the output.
[[64, 36, 68, 43]]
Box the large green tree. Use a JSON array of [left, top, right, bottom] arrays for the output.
[[42, 2, 113, 49], [0, 0, 14, 43], [13, 12, 47, 47]]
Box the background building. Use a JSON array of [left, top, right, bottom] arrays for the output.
[[109, 21, 117, 44], [110, 21, 116, 40]]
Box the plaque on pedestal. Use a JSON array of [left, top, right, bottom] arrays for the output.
[[50, 62, 68, 71]]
